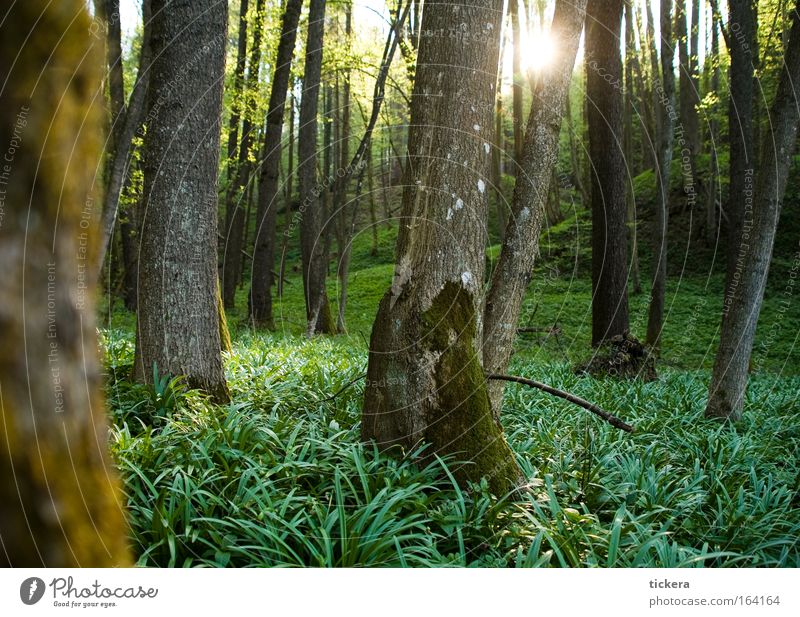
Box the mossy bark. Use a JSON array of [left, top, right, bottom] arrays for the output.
[[362, 0, 521, 494], [0, 0, 131, 566]]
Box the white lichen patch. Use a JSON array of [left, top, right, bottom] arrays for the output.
[[455, 198, 464, 210], [473, 124, 480, 131], [477, 179, 486, 194], [446, 207, 454, 220], [461, 271, 474, 287], [484, 142, 491, 154]]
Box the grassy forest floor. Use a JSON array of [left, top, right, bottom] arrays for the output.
[[101, 169, 800, 567]]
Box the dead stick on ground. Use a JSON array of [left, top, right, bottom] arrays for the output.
[[486, 373, 635, 433]]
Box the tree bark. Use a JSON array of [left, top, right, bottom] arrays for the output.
[[134, 0, 229, 402], [222, 0, 265, 309], [625, 0, 642, 294], [249, 0, 303, 326], [362, 0, 522, 493], [676, 0, 700, 209], [0, 0, 131, 566], [299, 0, 335, 335], [483, 0, 587, 414], [510, 0, 524, 175], [724, 0, 757, 301], [706, 9, 721, 246], [645, 0, 676, 350], [95, 0, 152, 277], [706, 0, 800, 420], [586, 0, 630, 346]]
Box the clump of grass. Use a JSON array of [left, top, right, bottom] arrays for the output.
[[106, 334, 800, 567]]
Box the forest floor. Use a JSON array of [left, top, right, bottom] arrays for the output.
[[101, 186, 800, 567]]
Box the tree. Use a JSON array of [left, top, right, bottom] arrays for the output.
[[586, 0, 630, 346], [134, 0, 229, 401], [483, 0, 588, 412], [362, 0, 522, 493], [0, 0, 130, 566], [706, 0, 800, 420], [724, 0, 757, 299], [625, 0, 643, 294], [676, 0, 700, 198], [222, 0, 266, 309], [646, 0, 676, 350], [249, 0, 304, 328], [510, 0, 525, 175], [95, 0, 153, 276], [298, 0, 335, 335]]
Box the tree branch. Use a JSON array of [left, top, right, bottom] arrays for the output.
[[486, 373, 635, 433]]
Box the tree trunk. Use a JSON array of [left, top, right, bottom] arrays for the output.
[[223, 0, 265, 309], [299, 0, 334, 335], [363, 0, 522, 493], [724, 0, 757, 301], [0, 0, 131, 567], [510, 0, 524, 176], [95, 0, 152, 277], [483, 0, 587, 414], [249, 0, 303, 327], [645, 0, 676, 350], [586, 0, 630, 346], [706, 0, 800, 420], [134, 0, 229, 402], [706, 9, 721, 247], [625, 0, 642, 294], [336, 5, 353, 333], [676, 0, 700, 211]]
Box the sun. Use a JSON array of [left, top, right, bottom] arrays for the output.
[[522, 32, 557, 73]]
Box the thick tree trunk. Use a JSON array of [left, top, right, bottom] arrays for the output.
[[363, 0, 522, 493], [0, 0, 131, 566], [249, 0, 302, 325], [645, 0, 676, 350], [483, 0, 587, 414], [299, 0, 335, 335], [223, 0, 265, 309], [134, 0, 229, 402], [586, 0, 630, 346], [724, 0, 757, 301], [95, 0, 152, 276], [706, 0, 800, 420]]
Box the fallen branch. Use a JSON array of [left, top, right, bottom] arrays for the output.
[[316, 372, 367, 403], [517, 325, 562, 335], [486, 373, 634, 433]]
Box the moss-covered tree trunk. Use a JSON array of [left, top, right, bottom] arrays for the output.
[[0, 0, 131, 566], [299, 0, 335, 335], [706, 0, 800, 421], [483, 0, 587, 413], [362, 0, 521, 494], [134, 0, 229, 402]]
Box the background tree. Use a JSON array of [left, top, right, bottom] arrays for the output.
[[646, 0, 676, 350], [707, 0, 800, 420], [586, 0, 630, 346], [0, 0, 130, 566], [362, 0, 521, 493], [134, 0, 229, 401], [299, 0, 335, 335], [249, 0, 304, 328]]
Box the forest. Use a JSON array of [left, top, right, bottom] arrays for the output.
[[0, 0, 798, 569]]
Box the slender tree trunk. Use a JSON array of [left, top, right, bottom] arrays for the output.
[[724, 0, 757, 301], [95, 0, 152, 276], [336, 5, 353, 333], [120, 155, 141, 310], [0, 0, 131, 566], [299, 0, 335, 335], [645, 0, 676, 350], [510, 0, 524, 175], [223, 0, 265, 309], [249, 0, 303, 326], [363, 0, 522, 493], [134, 0, 229, 401], [625, 0, 642, 294], [676, 0, 700, 211], [226, 0, 249, 168], [586, 0, 630, 346], [482, 0, 587, 413], [706, 9, 721, 247], [707, 0, 800, 420]]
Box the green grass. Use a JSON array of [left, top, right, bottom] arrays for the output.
[[101, 188, 799, 567]]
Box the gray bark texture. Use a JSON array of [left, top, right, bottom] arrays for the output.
[[483, 0, 587, 413], [134, 0, 229, 402], [706, 0, 800, 420]]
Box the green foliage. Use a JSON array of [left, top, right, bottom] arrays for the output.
[[106, 332, 800, 568]]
